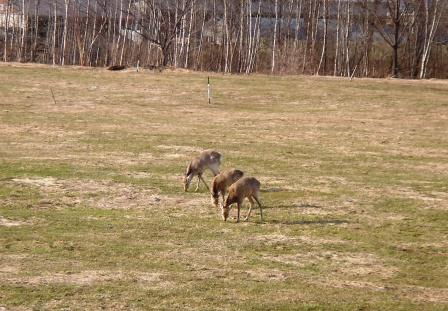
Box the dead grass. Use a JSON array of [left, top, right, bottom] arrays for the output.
[[1, 63, 447, 310], [1, 269, 172, 289]]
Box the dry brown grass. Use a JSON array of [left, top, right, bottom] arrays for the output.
[[1, 63, 447, 310]]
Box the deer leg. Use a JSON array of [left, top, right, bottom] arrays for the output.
[[244, 197, 254, 221], [199, 175, 210, 191], [253, 194, 263, 222], [194, 175, 201, 192], [221, 192, 225, 206], [236, 202, 241, 223]]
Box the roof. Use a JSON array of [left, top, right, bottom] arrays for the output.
[[7, 0, 118, 17]]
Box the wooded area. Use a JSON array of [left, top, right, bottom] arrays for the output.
[[1, 0, 447, 78]]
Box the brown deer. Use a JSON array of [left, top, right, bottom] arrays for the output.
[[211, 169, 244, 208], [183, 150, 222, 192], [221, 177, 263, 222]]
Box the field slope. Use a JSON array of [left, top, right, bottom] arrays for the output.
[[1, 63, 447, 310]]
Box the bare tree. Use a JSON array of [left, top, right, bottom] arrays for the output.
[[365, 0, 414, 77], [1, 0, 448, 78], [126, 0, 194, 67], [419, 0, 446, 78]]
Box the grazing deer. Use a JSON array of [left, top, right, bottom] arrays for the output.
[[183, 150, 222, 192], [211, 169, 244, 208], [221, 177, 263, 222]]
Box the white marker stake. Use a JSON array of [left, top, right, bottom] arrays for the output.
[[208, 76, 211, 104]]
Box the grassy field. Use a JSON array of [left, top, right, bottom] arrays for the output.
[[0, 63, 447, 310]]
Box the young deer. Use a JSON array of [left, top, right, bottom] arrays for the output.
[[221, 177, 263, 222], [183, 150, 222, 192], [211, 169, 244, 208]]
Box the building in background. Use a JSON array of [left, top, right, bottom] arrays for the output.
[[0, 0, 24, 30]]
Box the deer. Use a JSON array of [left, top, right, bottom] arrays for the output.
[[183, 150, 222, 192], [210, 169, 244, 208], [221, 176, 263, 223]]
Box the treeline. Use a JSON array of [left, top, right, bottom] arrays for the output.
[[1, 0, 447, 78]]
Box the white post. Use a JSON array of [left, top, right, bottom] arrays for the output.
[[208, 76, 211, 104]]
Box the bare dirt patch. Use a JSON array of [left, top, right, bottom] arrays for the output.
[[264, 251, 396, 278], [156, 145, 203, 154], [243, 268, 288, 282], [12, 177, 57, 188], [386, 187, 448, 210], [9, 177, 209, 211], [331, 253, 397, 278], [401, 285, 448, 303], [0, 217, 31, 227], [1, 270, 173, 289], [126, 172, 153, 179], [292, 200, 358, 216], [319, 279, 448, 303], [249, 234, 347, 246], [318, 279, 388, 292]]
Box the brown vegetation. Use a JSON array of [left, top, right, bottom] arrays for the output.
[[1, 0, 447, 78]]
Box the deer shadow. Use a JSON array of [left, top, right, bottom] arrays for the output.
[[260, 187, 289, 193], [241, 203, 349, 226], [232, 199, 350, 226], [273, 202, 323, 209]]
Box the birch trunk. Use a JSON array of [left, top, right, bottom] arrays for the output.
[[31, 0, 41, 62], [419, 0, 445, 79], [271, 0, 278, 73], [317, 0, 327, 75], [334, 0, 341, 76], [52, 0, 57, 65], [196, 0, 207, 70], [18, 0, 27, 62], [223, 0, 230, 73], [3, 0, 10, 62], [61, 0, 70, 66], [119, 0, 131, 66], [184, 0, 194, 68], [294, 0, 303, 49]]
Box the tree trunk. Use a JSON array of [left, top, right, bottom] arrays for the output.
[[302, 0, 312, 73], [419, 0, 445, 79], [184, 0, 194, 68], [391, 0, 400, 77], [345, 0, 351, 77], [119, 0, 131, 66], [223, 0, 230, 73], [31, 0, 41, 62], [18, 0, 27, 62], [334, 0, 341, 76], [317, 0, 327, 75], [3, 0, 11, 62], [271, 0, 278, 73], [61, 0, 70, 66], [52, 0, 57, 65]]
